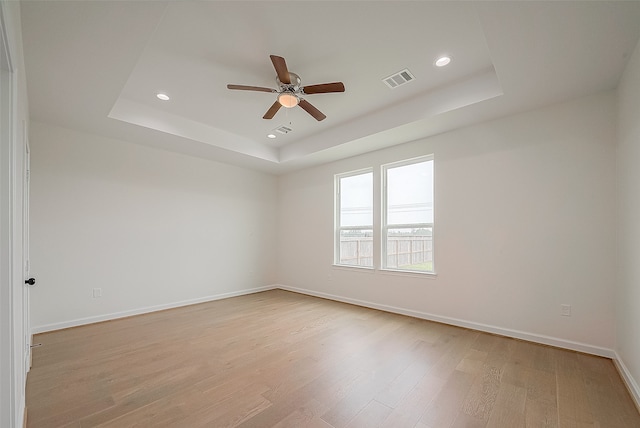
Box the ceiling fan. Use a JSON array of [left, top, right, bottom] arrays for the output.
[[227, 55, 345, 122]]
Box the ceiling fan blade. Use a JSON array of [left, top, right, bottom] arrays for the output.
[[227, 84, 275, 93], [263, 101, 282, 119], [270, 55, 291, 84], [302, 82, 345, 95], [298, 99, 326, 121]]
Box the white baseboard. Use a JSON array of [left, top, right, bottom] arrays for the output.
[[613, 352, 640, 413], [275, 284, 616, 359], [18, 396, 25, 428], [31, 285, 277, 334]]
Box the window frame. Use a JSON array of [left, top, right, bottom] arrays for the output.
[[381, 155, 435, 274], [334, 168, 374, 268]]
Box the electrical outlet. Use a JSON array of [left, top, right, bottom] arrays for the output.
[[93, 288, 102, 298], [561, 304, 571, 317]]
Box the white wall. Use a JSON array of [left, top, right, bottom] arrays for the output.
[[616, 38, 640, 405], [278, 92, 617, 353], [0, 1, 30, 426], [29, 122, 278, 331]]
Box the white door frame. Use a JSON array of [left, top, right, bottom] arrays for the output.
[[0, 10, 16, 427], [0, 30, 16, 428]]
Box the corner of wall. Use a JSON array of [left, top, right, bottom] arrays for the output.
[[615, 33, 640, 414], [614, 352, 640, 413]]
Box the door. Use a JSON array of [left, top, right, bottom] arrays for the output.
[[23, 125, 32, 370]]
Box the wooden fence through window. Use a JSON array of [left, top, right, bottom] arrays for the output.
[[340, 236, 432, 268]]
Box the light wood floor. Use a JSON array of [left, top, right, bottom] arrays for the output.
[[26, 290, 640, 428]]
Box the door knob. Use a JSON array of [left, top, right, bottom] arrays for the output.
[[25, 278, 36, 286]]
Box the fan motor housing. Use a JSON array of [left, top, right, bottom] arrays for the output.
[[278, 72, 301, 91]]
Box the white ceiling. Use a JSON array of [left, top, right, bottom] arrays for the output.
[[20, 1, 640, 174]]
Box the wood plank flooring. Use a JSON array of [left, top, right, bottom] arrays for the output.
[[25, 290, 640, 427]]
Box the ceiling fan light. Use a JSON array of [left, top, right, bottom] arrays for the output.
[[278, 93, 299, 108]]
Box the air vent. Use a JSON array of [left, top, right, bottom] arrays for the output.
[[382, 68, 415, 89], [275, 125, 292, 134]]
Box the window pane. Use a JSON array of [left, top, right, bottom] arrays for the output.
[[340, 172, 373, 227], [383, 156, 435, 273], [387, 160, 433, 225], [339, 229, 373, 267], [385, 227, 433, 272]]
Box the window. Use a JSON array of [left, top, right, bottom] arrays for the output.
[[335, 170, 373, 267], [334, 155, 434, 274], [382, 156, 434, 273]]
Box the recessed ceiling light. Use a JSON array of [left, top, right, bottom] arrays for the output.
[[435, 56, 451, 67], [156, 93, 170, 101], [267, 134, 276, 139]]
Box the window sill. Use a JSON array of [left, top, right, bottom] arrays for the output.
[[378, 268, 438, 279], [332, 264, 375, 272], [331, 264, 437, 279]]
